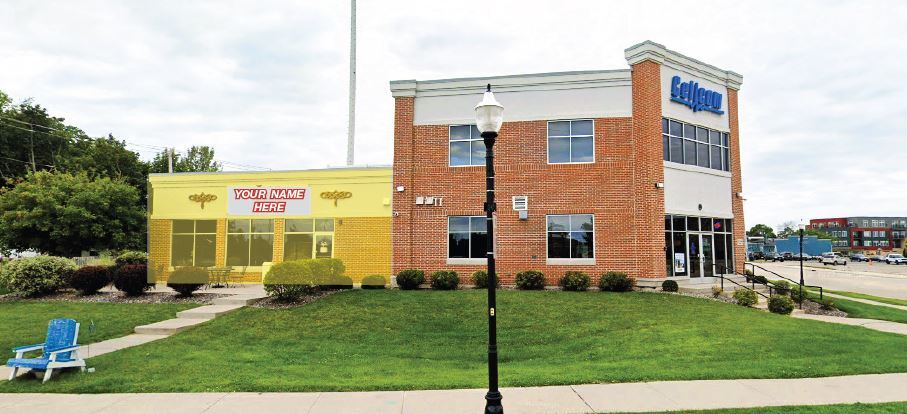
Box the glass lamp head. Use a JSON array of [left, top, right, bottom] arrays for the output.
[[475, 84, 504, 134]]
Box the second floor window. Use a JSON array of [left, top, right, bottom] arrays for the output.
[[449, 125, 485, 166], [548, 120, 594, 163], [663, 118, 730, 172]]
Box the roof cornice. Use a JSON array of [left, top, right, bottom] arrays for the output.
[[624, 40, 743, 90]]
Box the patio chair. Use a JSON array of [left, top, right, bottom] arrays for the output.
[[7, 318, 86, 383]]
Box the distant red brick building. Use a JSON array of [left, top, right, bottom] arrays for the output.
[[390, 41, 745, 286]]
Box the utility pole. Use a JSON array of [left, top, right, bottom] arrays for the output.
[[167, 148, 174, 173], [346, 0, 356, 166]]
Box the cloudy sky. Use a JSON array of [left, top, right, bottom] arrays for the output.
[[1, 0, 905, 229]]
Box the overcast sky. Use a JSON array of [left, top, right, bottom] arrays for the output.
[[1, 0, 905, 229]]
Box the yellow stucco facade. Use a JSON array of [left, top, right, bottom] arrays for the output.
[[148, 167, 392, 284]]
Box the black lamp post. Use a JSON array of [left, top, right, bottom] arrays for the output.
[[798, 223, 805, 309], [475, 84, 504, 414]]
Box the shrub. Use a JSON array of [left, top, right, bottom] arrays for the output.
[[599, 271, 635, 292], [789, 287, 806, 303], [115, 251, 148, 267], [361, 274, 387, 289], [819, 299, 837, 311], [559, 271, 591, 291], [711, 286, 724, 298], [768, 295, 795, 315], [430, 270, 459, 290], [771, 280, 791, 295], [515, 270, 546, 290], [661, 279, 679, 293], [471, 270, 500, 289], [732, 289, 758, 307], [314, 258, 347, 287], [167, 266, 208, 297], [396, 269, 425, 290], [67, 265, 111, 295], [263, 260, 317, 301], [746, 274, 768, 285], [113, 264, 152, 296], [0, 256, 76, 297], [744, 268, 754, 277]]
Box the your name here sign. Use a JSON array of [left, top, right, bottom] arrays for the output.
[[228, 187, 311, 215]]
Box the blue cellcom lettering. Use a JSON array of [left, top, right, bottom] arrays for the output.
[[670, 75, 724, 115]]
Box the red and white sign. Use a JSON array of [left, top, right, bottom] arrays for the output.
[[228, 187, 311, 215]]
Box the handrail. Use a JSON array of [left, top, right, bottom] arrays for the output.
[[745, 262, 824, 300], [712, 263, 771, 299]]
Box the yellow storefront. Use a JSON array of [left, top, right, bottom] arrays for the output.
[[147, 167, 392, 284]]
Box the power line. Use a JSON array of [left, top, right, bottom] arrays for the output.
[[0, 155, 57, 169]]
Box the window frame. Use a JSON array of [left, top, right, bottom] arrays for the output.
[[226, 219, 275, 267], [448, 124, 485, 167], [547, 119, 596, 165], [283, 218, 335, 261], [170, 220, 217, 268], [446, 216, 489, 263], [545, 214, 595, 264]]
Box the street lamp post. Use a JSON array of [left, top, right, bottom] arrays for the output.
[[475, 84, 504, 414], [798, 223, 805, 309]]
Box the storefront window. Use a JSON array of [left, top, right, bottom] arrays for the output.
[[171, 220, 216, 267], [665, 214, 733, 277], [227, 219, 274, 266], [284, 218, 334, 261], [448, 216, 487, 259], [547, 214, 594, 259]]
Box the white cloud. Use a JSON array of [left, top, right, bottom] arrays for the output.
[[1, 0, 904, 227]]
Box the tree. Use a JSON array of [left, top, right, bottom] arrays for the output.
[[149, 146, 221, 173], [776, 221, 834, 240], [0, 171, 145, 256], [746, 224, 776, 239]]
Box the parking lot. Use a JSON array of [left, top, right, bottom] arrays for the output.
[[754, 261, 907, 300]]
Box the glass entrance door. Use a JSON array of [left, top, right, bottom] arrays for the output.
[[688, 233, 715, 278], [702, 234, 714, 278], [688, 234, 701, 278]]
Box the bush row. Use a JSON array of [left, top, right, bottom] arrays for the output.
[[0, 255, 156, 297], [393, 269, 636, 292]]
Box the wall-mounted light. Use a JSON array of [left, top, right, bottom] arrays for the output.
[[735, 192, 744, 198], [655, 182, 664, 189], [396, 186, 405, 192]]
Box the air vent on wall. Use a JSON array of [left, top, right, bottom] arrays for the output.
[[512, 196, 528, 211]]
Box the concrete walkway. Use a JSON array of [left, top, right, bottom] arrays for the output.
[[2, 373, 907, 413]]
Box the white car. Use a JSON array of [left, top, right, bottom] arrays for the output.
[[820, 253, 847, 266], [884, 254, 907, 265]]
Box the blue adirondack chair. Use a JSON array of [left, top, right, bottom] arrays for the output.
[[7, 318, 86, 383]]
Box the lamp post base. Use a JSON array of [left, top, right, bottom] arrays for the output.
[[485, 391, 503, 414]]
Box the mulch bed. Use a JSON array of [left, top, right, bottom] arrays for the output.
[[251, 289, 339, 309], [800, 299, 848, 317], [0, 289, 227, 304]]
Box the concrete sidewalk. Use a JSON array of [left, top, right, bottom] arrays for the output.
[[2, 373, 907, 413]]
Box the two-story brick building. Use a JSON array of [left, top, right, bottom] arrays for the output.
[[389, 41, 746, 285]]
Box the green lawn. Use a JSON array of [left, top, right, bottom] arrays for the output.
[[825, 297, 907, 324], [826, 290, 907, 308], [620, 402, 907, 413], [5, 290, 907, 393], [0, 301, 197, 356]]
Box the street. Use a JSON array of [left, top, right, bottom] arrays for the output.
[[754, 261, 907, 300]]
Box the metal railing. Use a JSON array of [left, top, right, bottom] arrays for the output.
[[712, 263, 771, 299], [745, 262, 824, 300]]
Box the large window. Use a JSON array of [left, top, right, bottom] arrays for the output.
[[226, 219, 274, 266], [449, 125, 486, 166], [448, 216, 488, 259], [665, 215, 734, 277], [662, 118, 729, 172], [284, 218, 334, 261], [171, 220, 216, 267], [548, 120, 594, 164], [547, 214, 594, 259]]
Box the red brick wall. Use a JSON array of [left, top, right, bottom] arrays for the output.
[[391, 97, 415, 274], [727, 89, 746, 272]]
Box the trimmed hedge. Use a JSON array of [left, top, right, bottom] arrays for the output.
[[559, 271, 591, 291], [263, 260, 317, 301], [167, 266, 208, 297], [430, 270, 459, 290], [768, 295, 794, 315], [0, 256, 76, 297], [361, 274, 387, 289], [599, 271, 635, 292], [661, 279, 679, 293], [396, 269, 425, 290], [113, 264, 152, 296], [515, 270, 546, 290], [115, 251, 148, 267], [771, 280, 792, 295], [314, 258, 347, 287], [68, 265, 112, 295], [471, 270, 500, 289], [733, 288, 758, 307]]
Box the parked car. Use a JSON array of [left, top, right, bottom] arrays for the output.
[[765, 252, 782, 262], [749, 251, 765, 261], [821, 252, 847, 266], [850, 253, 869, 262], [885, 253, 907, 265], [869, 255, 884, 262]]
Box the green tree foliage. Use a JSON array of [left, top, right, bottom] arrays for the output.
[[747, 224, 776, 239], [149, 146, 221, 173], [776, 221, 835, 240], [0, 171, 145, 256]]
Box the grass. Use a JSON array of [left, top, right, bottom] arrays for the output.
[[0, 300, 198, 357], [618, 402, 907, 413], [825, 290, 907, 307], [5, 289, 907, 394], [825, 297, 907, 324]]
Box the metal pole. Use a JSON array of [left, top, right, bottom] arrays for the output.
[[799, 228, 804, 309], [482, 124, 503, 414], [346, 0, 356, 166], [168, 148, 173, 173]]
